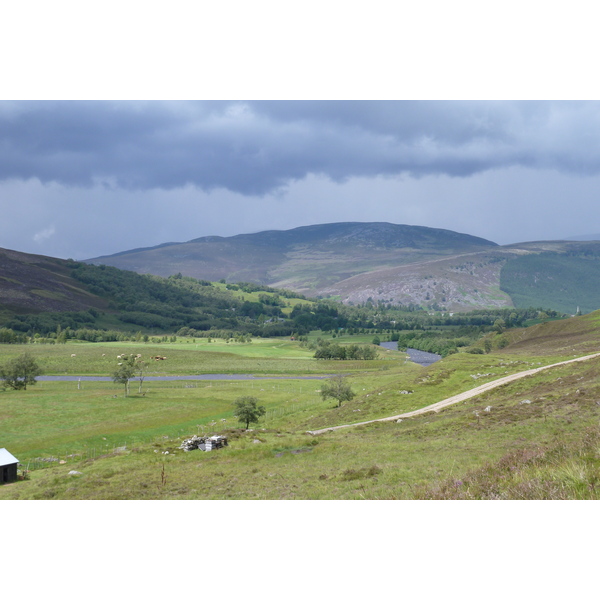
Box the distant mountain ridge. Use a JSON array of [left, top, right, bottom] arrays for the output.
[[5, 222, 600, 317], [85, 222, 498, 297], [564, 234, 600, 241], [188, 222, 496, 249]]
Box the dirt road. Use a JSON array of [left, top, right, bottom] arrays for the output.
[[306, 352, 600, 436]]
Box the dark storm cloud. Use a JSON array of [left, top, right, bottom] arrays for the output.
[[2, 101, 600, 194]]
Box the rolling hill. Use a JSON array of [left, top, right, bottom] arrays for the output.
[[85, 222, 498, 293], [4, 223, 600, 321], [0, 247, 109, 315], [86, 222, 600, 314], [0, 248, 311, 337]]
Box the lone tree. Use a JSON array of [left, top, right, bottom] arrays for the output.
[[112, 355, 136, 397], [233, 396, 266, 429], [320, 375, 356, 408], [134, 357, 149, 394], [0, 353, 43, 390]]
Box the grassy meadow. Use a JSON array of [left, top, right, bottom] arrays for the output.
[[0, 336, 396, 376], [3, 323, 600, 500]]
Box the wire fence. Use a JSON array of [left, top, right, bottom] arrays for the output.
[[23, 443, 135, 471], [20, 388, 325, 472]]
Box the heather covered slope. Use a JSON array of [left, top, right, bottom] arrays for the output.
[[0, 249, 309, 336], [86, 222, 600, 314], [319, 249, 514, 311], [0, 247, 109, 315], [499, 310, 600, 355], [86, 222, 498, 292]]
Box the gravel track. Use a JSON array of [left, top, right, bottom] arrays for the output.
[[306, 352, 600, 435]]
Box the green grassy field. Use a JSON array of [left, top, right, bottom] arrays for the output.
[[0, 336, 400, 461], [211, 282, 315, 315], [3, 352, 600, 499], [0, 338, 395, 376], [0, 377, 328, 459], [3, 321, 600, 500]]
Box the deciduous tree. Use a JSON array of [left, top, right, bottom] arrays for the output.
[[233, 396, 266, 429], [0, 353, 43, 390], [112, 355, 136, 397], [320, 375, 355, 408]]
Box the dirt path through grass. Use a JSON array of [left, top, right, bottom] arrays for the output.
[[307, 352, 600, 435]]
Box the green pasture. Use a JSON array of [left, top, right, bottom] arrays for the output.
[[4, 329, 600, 499], [0, 377, 328, 460], [0, 339, 397, 376], [3, 351, 600, 500], [1, 342, 583, 461], [211, 282, 314, 315]]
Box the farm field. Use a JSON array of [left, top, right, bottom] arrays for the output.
[[0, 335, 401, 461], [3, 325, 600, 499], [0, 377, 328, 460], [0, 337, 396, 376], [3, 350, 600, 499]]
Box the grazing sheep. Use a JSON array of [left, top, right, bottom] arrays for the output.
[[71, 354, 76, 358]]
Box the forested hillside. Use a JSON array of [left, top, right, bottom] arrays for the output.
[[0, 250, 567, 350], [0, 260, 302, 339], [500, 251, 600, 314], [2, 221, 585, 316]]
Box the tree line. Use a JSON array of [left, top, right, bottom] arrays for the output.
[[313, 339, 378, 360]]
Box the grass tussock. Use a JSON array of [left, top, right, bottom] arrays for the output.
[[340, 465, 383, 481], [413, 427, 600, 500]]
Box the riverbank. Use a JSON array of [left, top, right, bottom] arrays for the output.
[[38, 374, 331, 382], [379, 342, 441, 366]]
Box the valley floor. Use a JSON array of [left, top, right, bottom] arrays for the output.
[[3, 341, 600, 500]]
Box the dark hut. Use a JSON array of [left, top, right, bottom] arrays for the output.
[[0, 448, 19, 484]]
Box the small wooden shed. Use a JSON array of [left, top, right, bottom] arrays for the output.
[[0, 448, 19, 484]]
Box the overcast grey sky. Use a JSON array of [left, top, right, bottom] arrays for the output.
[[2, 100, 600, 259]]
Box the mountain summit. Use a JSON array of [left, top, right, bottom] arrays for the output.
[[86, 222, 497, 293]]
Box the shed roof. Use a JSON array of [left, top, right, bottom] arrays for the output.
[[0, 448, 19, 467]]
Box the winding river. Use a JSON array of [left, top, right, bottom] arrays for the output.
[[379, 342, 442, 366], [37, 374, 330, 382]]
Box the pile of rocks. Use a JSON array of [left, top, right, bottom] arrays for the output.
[[179, 435, 207, 451], [470, 372, 496, 380], [179, 435, 228, 452]]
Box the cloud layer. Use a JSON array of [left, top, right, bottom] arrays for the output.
[[3, 101, 600, 196], [2, 101, 600, 261]]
